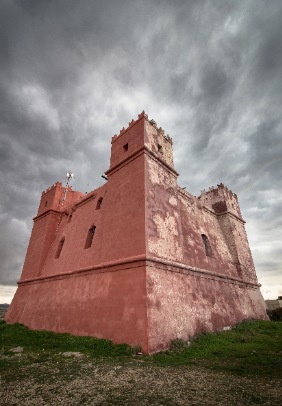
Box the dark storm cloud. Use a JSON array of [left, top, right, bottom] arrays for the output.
[[0, 0, 281, 300]]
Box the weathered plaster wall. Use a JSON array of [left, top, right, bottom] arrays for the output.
[[146, 156, 238, 279], [145, 154, 180, 261], [144, 120, 174, 168], [146, 265, 267, 353], [198, 185, 242, 219], [145, 151, 258, 283]]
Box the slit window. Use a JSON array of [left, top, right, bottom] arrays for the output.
[[158, 144, 163, 154], [85, 225, 96, 249], [96, 197, 103, 210], [123, 143, 128, 152], [55, 237, 65, 259], [201, 234, 212, 257]]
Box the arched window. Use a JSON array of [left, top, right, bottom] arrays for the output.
[[96, 197, 103, 210], [55, 237, 65, 259], [201, 234, 212, 257], [85, 225, 96, 249]]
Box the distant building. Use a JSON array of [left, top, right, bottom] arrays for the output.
[[0, 304, 9, 319], [5, 112, 267, 353], [265, 297, 282, 310]]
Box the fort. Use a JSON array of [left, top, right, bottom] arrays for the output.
[[5, 111, 267, 353]]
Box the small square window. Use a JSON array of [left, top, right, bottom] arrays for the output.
[[123, 143, 128, 152]]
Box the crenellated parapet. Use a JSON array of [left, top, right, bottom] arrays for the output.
[[111, 111, 147, 144], [108, 111, 175, 174], [111, 111, 173, 145], [37, 181, 85, 218], [42, 181, 63, 195], [198, 183, 242, 220]]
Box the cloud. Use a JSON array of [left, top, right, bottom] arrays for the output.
[[1, 0, 282, 302], [0, 215, 29, 285]]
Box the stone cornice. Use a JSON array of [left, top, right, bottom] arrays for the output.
[[18, 254, 259, 288]]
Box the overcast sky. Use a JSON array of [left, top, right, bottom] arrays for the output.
[[0, 0, 281, 303]]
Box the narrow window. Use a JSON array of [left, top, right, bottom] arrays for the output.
[[55, 237, 65, 259], [45, 201, 48, 206], [123, 143, 128, 151], [68, 214, 72, 223], [96, 197, 103, 210], [85, 225, 96, 249], [158, 144, 163, 154], [201, 234, 212, 257]]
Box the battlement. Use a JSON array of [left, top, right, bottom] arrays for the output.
[[42, 181, 64, 195], [198, 183, 242, 220], [200, 183, 238, 200], [108, 111, 174, 173], [111, 111, 173, 145], [111, 111, 147, 143], [147, 116, 173, 145], [37, 181, 85, 217]]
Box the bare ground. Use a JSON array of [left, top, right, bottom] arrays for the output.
[[0, 354, 281, 405]]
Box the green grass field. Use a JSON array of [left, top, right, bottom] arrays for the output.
[[1, 319, 281, 405], [152, 320, 282, 377], [1, 319, 281, 378]]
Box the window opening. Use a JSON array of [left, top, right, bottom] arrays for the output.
[[123, 143, 128, 151], [158, 144, 163, 154], [55, 237, 65, 259], [45, 201, 48, 206], [201, 234, 212, 257], [85, 225, 96, 249], [96, 197, 103, 210], [68, 214, 72, 223]]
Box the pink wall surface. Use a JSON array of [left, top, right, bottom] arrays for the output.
[[146, 264, 267, 353], [6, 264, 149, 351]]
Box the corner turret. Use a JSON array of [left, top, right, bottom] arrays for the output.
[[37, 182, 85, 217], [198, 183, 243, 220]]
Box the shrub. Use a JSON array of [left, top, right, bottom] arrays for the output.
[[267, 307, 282, 321]]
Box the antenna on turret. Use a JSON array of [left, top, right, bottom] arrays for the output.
[[62, 170, 74, 205]]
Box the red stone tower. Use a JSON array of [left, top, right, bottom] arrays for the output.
[[5, 112, 267, 353]]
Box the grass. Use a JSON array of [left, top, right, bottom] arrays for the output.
[[0, 320, 134, 357], [1, 319, 281, 379], [152, 320, 282, 377], [1, 320, 281, 405]]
